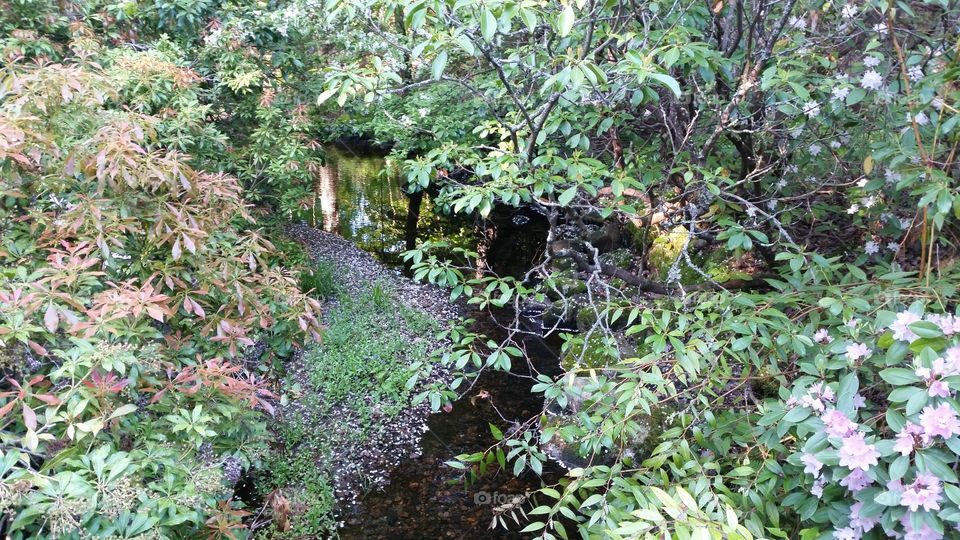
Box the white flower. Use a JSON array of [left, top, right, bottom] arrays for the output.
[[789, 16, 807, 30], [776, 178, 788, 188], [417, 107, 430, 118], [863, 56, 882, 68], [906, 111, 929, 125], [746, 205, 758, 218], [832, 86, 851, 101], [861, 70, 884, 91], [861, 195, 877, 208], [865, 241, 880, 254], [873, 22, 888, 34], [847, 204, 860, 214], [885, 169, 902, 184], [399, 115, 413, 127], [803, 100, 821, 118], [787, 164, 799, 173], [931, 97, 944, 110], [908, 66, 924, 82], [856, 178, 868, 187], [768, 199, 778, 211], [836, 72, 849, 81], [791, 126, 804, 138], [830, 140, 842, 149], [841, 4, 858, 18], [808, 143, 822, 156], [899, 217, 912, 229], [887, 242, 900, 252]]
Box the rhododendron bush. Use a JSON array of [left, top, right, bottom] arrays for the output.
[[0, 44, 321, 540], [769, 304, 960, 539]]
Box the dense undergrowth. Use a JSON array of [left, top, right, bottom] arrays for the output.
[[3, 0, 960, 538]]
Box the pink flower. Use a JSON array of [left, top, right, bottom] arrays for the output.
[[852, 393, 866, 409], [833, 527, 858, 540], [839, 468, 873, 492], [894, 422, 923, 455], [801, 395, 825, 412], [919, 403, 960, 441], [929, 379, 950, 398], [814, 328, 833, 344], [927, 314, 960, 335], [901, 513, 944, 540], [822, 409, 858, 438], [812, 476, 826, 498], [900, 473, 942, 512], [849, 502, 877, 533], [838, 433, 879, 471], [801, 452, 823, 476], [946, 346, 960, 372], [845, 342, 871, 361], [890, 311, 921, 342]]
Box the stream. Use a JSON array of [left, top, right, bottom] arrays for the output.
[[298, 148, 564, 539]]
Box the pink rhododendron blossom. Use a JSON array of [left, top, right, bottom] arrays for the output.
[[801, 395, 825, 412], [927, 313, 960, 335], [849, 502, 877, 533], [822, 409, 858, 438], [833, 527, 858, 540], [901, 513, 944, 540], [919, 403, 960, 441], [801, 452, 823, 476], [890, 311, 921, 342], [945, 346, 960, 373], [839, 468, 872, 492], [894, 422, 923, 455], [814, 328, 833, 344], [929, 379, 950, 398], [901, 473, 942, 512], [838, 433, 879, 471], [845, 342, 871, 361], [812, 476, 826, 498]]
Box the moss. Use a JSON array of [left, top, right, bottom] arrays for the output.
[[647, 226, 689, 281], [543, 269, 588, 300], [702, 251, 751, 282], [560, 333, 620, 371], [599, 249, 634, 270]]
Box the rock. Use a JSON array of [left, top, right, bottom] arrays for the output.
[[542, 269, 588, 300], [598, 248, 634, 271], [647, 226, 689, 281]]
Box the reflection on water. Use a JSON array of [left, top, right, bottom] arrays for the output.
[[297, 149, 474, 267]]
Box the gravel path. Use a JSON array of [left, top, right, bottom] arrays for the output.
[[281, 223, 459, 513]]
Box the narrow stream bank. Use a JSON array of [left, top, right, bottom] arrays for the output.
[[289, 149, 563, 538]]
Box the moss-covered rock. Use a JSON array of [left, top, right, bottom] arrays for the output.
[[647, 226, 689, 281], [560, 332, 620, 371], [543, 269, 588, 300], [539, 405, 666, 470], [599, 248, 634, 271]]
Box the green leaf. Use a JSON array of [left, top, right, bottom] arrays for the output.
[[558, 4, 575, 37], [648, 72, 681, 98], [481, 8, 497, 41], [879, 368, 920, 385], [431, 50, 448, 80], [558, 185, 578, 206]]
